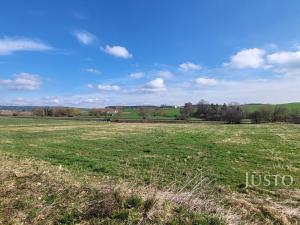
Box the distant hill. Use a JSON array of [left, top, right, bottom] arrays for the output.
[[241, 102, 300, 112], [0, 106, 39, 111], [0, 106, 85, 112]]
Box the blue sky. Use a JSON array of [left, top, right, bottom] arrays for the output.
[[1, 0, 300, 107]]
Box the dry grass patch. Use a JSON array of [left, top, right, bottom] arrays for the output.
[[0, 139, 12, 144], [0, 154, 225, 225], [0, 153, 298, 225], [226, 187, 300, 225], [217, 134, 252, 145]]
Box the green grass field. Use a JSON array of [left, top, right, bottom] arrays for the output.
[[0, 117, 299, 224], [242, 102, 300, 113], [1, 117, 299, 189], [111, 107, 181, 120]]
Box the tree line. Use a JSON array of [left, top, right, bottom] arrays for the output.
[[137, 108, 168, 119], [33, 107, 81, 117], [179, 100, 300, 124], [31, 103, 300, 124]]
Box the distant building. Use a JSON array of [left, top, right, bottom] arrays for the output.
[[103, 108, 120, 116], [89, 108, 120, 117]]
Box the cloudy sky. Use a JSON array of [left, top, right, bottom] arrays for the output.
[[1, 0, 300, 107]]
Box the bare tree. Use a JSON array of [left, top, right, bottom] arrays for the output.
[[138, 107, 151, 119], [180, 102, 193, 120]]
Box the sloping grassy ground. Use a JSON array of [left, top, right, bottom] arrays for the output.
[[111, 108, 181, 120], [0, 117, 299, 224], [242, 102, 300, 113], [0, 155, 224, 225]]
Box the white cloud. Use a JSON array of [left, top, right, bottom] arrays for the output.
[[80, 98, 104, 104], [225, 48, 266, 69], [130, 72, 144, 79], [73, 30, 96, 45], [0, 73, 42, 91], [42, 96, 60, 105], [267, 51, 300, 67], [195, 77, 219, 85], [85, 68, 101, 75], [198, 76, 300, 104], [103, 45, 132, 58], [97, 84, 120, 91], [3, 76, 300, 107], [142, 78, 166, 92], [179, 62, 201, 71], [0, 37, 53, 55], [157, 70, 174, 79], [265, 50, 300, 76]]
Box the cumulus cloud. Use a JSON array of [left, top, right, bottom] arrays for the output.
[[179, 62, 201, 71], [195, 77, 219, 85], [157, 70, 174, 79], [142, 78, 166, 92], [130, 72, 144, 79], [85, 68, 101, 75], [73, 30, 96, 45], [224, 46, 300, 75], [97, 84, 120, 91], [225, 48, 266, 69], [265, 50, 300, 76], [103, 45, 132, 58], [80, 98, 104, 104], [267, 51, 300, 67], [0, 37, 53, 55], [198, 76, 300, 104], [0, 73, 42, 91]]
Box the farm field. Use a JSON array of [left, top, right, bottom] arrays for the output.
[[0, 117, 299, 224]]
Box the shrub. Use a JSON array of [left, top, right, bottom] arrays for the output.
[[258, 106, 273, 122], [12, 112, 20, 117], [33, 108, 46, 116], [33, 107, 80, 117], [152, 108, 166, 117], [272, 106, 288, 122], [180, 102, 194, 120], [287, 110, 300, 124], [249, 106, 273, 123], [221, 106, 243, 124], [53, 108, 80, 117], [138, 108, 152, 119]]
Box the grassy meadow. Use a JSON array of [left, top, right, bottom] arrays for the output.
[[241, 102, 300, 113], [0, 117, 299, 224]]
